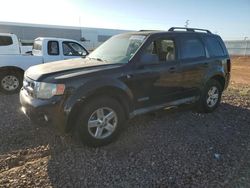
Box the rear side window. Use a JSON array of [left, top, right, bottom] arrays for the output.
[[180, 38, 205, 59], [48, 41, 59, 55], [0, 36, 13, 46], [205, 37, 224, 57]]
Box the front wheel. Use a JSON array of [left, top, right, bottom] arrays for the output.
[[197, 79, 222, 113], [0, 70, 23, 94], [75, 97, 126, 147]]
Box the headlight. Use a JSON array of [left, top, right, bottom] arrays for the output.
[[34, 82, 65, 99]]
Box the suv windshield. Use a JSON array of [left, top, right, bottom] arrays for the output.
[[88, 34, 146, 64]]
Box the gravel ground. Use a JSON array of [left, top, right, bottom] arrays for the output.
[[0, 84, 250, 187]]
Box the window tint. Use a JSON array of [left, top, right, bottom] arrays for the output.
[[48, 41, 59, 55], [181, 38, 205, 59], [0, 36, 13, 46], [63, 42, 87, 56], [141, 39, 176, 63], [205, 37, 224, 57]]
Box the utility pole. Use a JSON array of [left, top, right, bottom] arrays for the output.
[[244, 37, 248, 56], [184, 20, 190, 28], [79, 16, 83, 38]]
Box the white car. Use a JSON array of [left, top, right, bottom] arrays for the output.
[[0, 34, 88, 94]]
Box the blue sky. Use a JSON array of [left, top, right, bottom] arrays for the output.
[[0, 0, 249, 39]]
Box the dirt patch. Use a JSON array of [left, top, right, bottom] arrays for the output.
[[231, 56, 250, 85]]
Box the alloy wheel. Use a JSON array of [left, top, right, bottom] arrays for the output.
[[87, 107, 118, 139], [206, 86, 219, 108]]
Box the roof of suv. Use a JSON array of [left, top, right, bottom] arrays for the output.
[[125, 27, 216, 37]]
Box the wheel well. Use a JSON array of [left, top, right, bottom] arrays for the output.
[[66, 86, 132, 132], [0, 66, 24, 76], [210, 75, 225, 90]]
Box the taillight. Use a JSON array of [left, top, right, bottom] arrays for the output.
[[227, 59, 231, 73]]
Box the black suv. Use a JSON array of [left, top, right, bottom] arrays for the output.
[[20, 27, 231, 146]]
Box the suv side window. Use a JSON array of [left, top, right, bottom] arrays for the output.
[[48, 41, 59, 55], [160, 39, 176, 61], [205, 37, 224, 57], [142, 38, 176, 63], [63, 42, 87, 56], [180, 38, 205, 59]]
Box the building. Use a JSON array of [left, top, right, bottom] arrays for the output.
[[1, 22, 249, 56], [0, 21, 131, 50]]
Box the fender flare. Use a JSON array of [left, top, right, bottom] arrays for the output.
[[63, 78, 134, 131]]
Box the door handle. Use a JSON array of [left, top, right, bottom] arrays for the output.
[[169, 67, 176, 73]]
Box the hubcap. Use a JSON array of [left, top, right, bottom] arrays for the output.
[[206, 86, 219, 108], [1, 75, 19, 91], [87, 107, 118, 139]]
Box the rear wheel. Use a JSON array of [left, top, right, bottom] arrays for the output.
[[197, 79, 222, 113], [75, 97, 125, 147], [0, 70, 23, 94]]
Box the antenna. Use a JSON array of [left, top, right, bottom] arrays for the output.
[[79, 16, 83, 38], [184, 20, 190, 28]]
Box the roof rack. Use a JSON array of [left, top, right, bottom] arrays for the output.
[[168, 27, 212, 34], [139, 29, 159, 32]]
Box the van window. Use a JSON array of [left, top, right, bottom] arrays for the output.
[[181, 38, 205, 59], [0, 36, 13, 46], [205, 37, 224, 57], [48, 41, 59, 55]]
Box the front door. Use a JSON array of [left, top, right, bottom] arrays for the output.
[[126, 37, 183, 109]]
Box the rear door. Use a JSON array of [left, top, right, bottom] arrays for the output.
[[178, 35, 208, 97]]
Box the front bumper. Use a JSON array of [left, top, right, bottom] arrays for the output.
[[20, 88, 68, 132]]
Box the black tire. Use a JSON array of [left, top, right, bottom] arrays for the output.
[[0, 70, 23, 94], [74, 97, 126, 147], [197, 79, 222, 113]]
